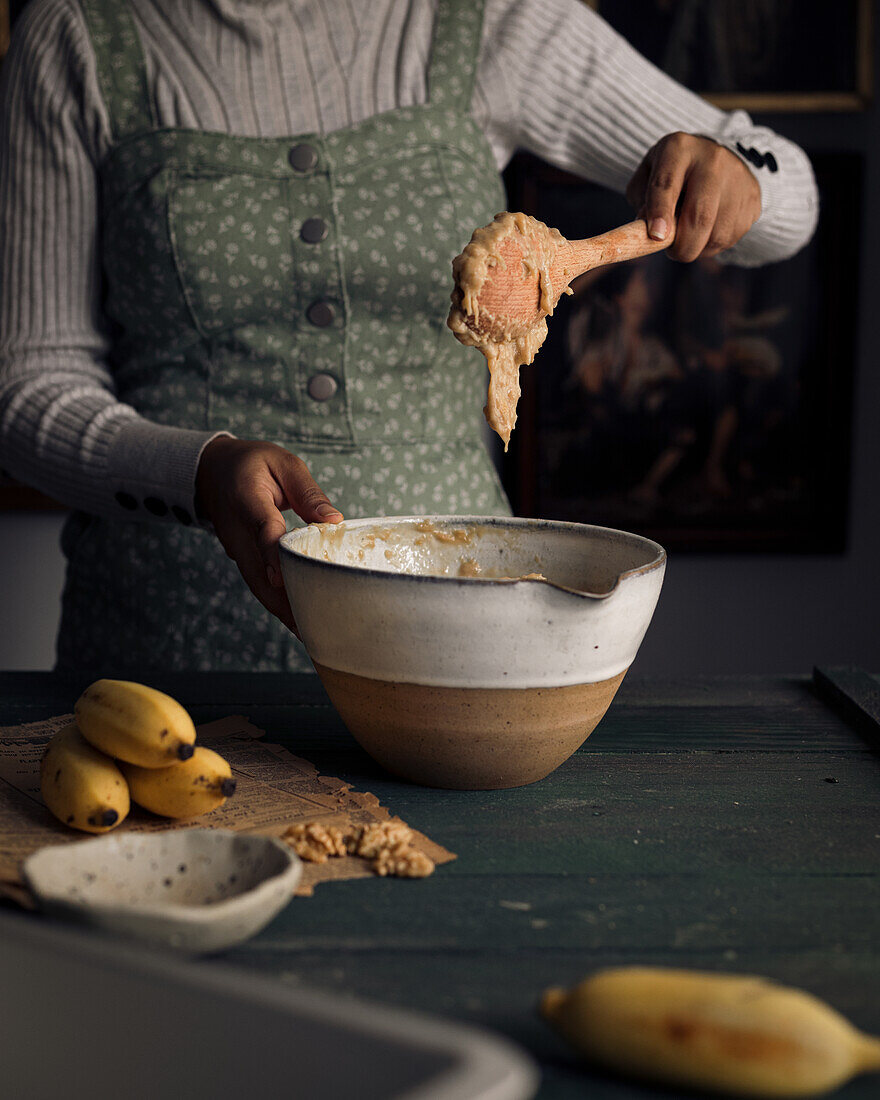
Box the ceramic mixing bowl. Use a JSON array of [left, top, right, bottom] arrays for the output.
[[279, 516, 665, 790]]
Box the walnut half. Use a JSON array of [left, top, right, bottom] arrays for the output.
[[282, 819, 435, 879], [283, 822, 350, 863], [373, 847, 435, 878]]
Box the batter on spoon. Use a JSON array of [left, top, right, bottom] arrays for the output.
[[447, 212, 573, 449]]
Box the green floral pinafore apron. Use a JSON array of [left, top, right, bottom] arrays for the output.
[[57, 0, 510, 673]]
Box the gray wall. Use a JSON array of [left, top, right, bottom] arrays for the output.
[[1, 48, 878, 675]]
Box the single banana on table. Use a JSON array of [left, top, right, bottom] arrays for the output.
[[540, 966, 880, 1097], [120, 746, 236, 819], [40, 722, 130, 833], [75, 678, 196, 767]]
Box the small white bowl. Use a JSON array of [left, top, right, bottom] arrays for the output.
[[22, 829, 301, 954]]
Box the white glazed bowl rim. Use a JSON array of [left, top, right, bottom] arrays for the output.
[[279, 514, 666, 600]]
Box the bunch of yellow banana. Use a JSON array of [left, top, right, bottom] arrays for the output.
[[540, 966, 880, 1097], [40, 679, 236, 833]]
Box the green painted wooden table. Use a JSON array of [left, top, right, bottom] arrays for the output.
[[3, 670, 879, 1099]]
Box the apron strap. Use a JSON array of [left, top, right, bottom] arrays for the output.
[[427, 0, 486, 113], [80, 0, 155, 142]]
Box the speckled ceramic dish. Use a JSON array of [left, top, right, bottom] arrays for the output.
[[279, 516, 665, 789], [22, 829, 301, 954]]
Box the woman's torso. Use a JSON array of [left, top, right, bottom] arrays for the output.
[[57, 0, 510, 673]]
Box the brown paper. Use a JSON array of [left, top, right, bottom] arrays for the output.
[[0, 714, 454, 901]]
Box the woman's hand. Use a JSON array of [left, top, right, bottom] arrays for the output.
[[195, 437, 343, 633], [626, 133, 762, 262]]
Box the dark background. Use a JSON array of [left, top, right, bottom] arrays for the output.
[[598, 0, 863, 97]]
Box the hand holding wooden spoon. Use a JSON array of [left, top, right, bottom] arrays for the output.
[[448, 134, 762, 448]]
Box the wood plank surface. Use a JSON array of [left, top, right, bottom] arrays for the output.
[[2, 671, 874, 750], [2, 671, 878, 1099]]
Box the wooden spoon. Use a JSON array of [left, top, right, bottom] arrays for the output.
[[463, 216, 675, 342], [447, 212, 676, 449]]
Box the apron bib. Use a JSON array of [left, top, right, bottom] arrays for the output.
[[58, 0, 510, 673]]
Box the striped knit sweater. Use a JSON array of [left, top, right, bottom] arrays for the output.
[[0, 0, 818, 524]]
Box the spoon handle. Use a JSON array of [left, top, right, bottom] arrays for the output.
[[567, 219, 675, 278]]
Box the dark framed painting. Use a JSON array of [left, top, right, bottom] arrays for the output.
[[500, 152, 860, 552], [589, 0, 873, 111]]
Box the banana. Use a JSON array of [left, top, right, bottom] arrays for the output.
[[540, 966, 880, 1097], [75, 679, 196, 767], [40, 722, 130, 833], [120, 747, 236, 819]]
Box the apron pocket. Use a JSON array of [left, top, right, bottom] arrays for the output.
[[167, 170, 297, 337]]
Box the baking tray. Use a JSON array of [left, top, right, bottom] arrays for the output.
[[0, 909, 539, 1100]]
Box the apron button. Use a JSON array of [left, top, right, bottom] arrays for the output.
[[300, 217, 328, 244], [307, 300, 335, 327], [307, 373, 338, 401], [144, 496, 168, 517], [115, 491, 138, 511], [288, 143, 318, 172]]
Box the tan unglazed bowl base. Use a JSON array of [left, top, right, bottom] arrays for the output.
[[314, 663, 627, 789]]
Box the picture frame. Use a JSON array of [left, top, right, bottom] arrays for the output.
[[588, 0, 873, 112], [0, 0, 9, 62], [500, 152, 860, 552]]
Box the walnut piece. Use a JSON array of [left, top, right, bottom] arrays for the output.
[[284, 819, 435, 878], [349, 821, 414, 859], [283, 822, 350, 863], [373, 847, 435, 878]]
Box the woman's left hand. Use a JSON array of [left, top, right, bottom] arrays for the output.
[[626, 132, 762, 262], [195, 436, 343, 636]]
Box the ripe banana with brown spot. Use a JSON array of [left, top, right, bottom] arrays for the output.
[[75, 679, 196, 767], [120, 746, 236, 819], [540, 967, 880, 1097], [40, 722, 130, 833]]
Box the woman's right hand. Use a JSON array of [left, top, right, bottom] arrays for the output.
[[195, 437, 343, 633]]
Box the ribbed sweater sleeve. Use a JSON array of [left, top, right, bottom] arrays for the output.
[[0, 0, 226, 522]]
